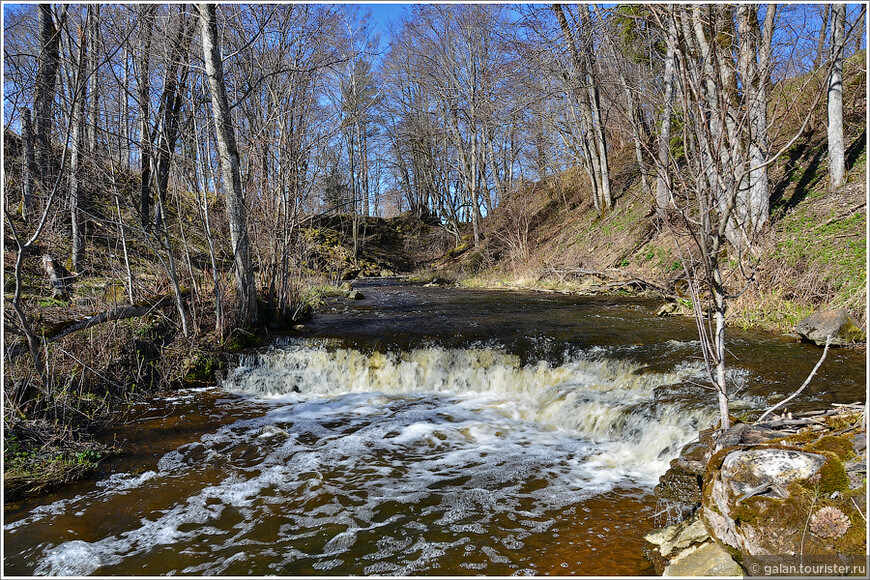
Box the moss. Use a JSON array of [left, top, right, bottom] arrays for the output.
[[812, 452, 851, 496], [224, 331, 262, 351], [808, 435, 856, 462], [183, 354, 224, 387], [824, 414, 863, 431]]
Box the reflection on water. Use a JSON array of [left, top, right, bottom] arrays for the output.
[[3, 280, 865, 576]]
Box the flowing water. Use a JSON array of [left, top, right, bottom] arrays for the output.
[[4, 280, 866, 576]]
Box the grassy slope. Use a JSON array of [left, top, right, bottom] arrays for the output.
[[464, 57, 867, 335]]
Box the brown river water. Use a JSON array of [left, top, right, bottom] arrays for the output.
[[3, 279, 866, 575]]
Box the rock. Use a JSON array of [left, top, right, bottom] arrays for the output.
[[662, 541, 743, 577], [714, 423, 781, 451], [719, 448, 825, 501], [850, 432, 865, 453], [656, 301, 692, 317], [258, 425, 289, 439], [701, 446, 862, 556], [340, 268, 360, 281], [656, 440, 708, 505], [42, 253, 70, 300], [645, 512, 710, 560], [845, 457, 866, 490], [347, 289, 364, 300], [795, 309, 865, 346]]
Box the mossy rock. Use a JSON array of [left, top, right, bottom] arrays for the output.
[[224, 331, 262, 351], [182, 354, 225, 388], [702, 445, 866, 557], [795, 309, 865, 346]]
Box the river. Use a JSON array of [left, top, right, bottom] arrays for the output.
[[3, 279, 866, 575]]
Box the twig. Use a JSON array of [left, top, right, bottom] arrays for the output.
[[852, 498, 866, 523], [758, 335, 832, 422], [812, 201, 866, 231]]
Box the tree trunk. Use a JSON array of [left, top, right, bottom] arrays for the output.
[[828, 4, 846, 190], [136, 6, 156, 229], [120, 45, 130, 167], [192, 104, 224, 339], [21, 108, 35, 219], [154, 8, 193, 232], [34, 5, 63, 179], [656, 14, 677, 216], [197, 3, 258, 326], [553, 4, 611, 212], [814, 5, 829, 71], [85, 4, 100, 153], [738, 5, 775, 232], [69, 7, 91, 273]]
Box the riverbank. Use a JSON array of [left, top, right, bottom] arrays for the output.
[[646, 403, 867, 575]]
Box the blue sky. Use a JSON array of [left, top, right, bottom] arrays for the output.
[[361, 2, 408, 40]]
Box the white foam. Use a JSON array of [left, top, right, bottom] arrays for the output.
[[222, 342, 717, 481], [34, 540, 102, 576]]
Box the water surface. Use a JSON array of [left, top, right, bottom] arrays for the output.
[[4, 280, 865, 576]]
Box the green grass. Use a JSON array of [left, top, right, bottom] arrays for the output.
[[774, 211, 866, 305]]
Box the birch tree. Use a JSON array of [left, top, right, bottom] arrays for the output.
[[552, 4, 612, 213], [34, 4, 64, 178], [827, 3, 846, 190], [196, 3, 258, 326]]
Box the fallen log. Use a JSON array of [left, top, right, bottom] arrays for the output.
[[5, 294, 175, 362], [42, 300, 167, 343]]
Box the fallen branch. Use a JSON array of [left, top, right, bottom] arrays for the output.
[[758, 335, 832, 422], [42, 299, 168, 343], [5, 295, 174, 362], [812, 201, 866, 231]]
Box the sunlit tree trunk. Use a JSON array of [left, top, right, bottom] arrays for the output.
[[135, 5, 156, 229], [656, 14, 677, 216], [828, 4, 846, 190], [34, 4, 63, 178], [21, 108, 35, 219], [197, 3, 258, 326], [85, 5, 100, 154], [69, 7, 92, 273]]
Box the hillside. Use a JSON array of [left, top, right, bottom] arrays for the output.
[[443, 58, 867, 335]]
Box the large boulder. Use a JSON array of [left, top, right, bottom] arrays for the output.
[[702, 446, 864, 557], [645, 511, 743, 576], [795, 309, 865, 346], [662, 541, 743, 577]]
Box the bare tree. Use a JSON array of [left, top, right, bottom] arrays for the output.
[[68, 6, 92, 272], [553, 4, 612, 213], [828, 4, 846, 190], [34, 4, 64, 178], [21, 108, 35, 219], [134, 5, 156, 228], [196, 3, 258, 326], [655, 12, 677, 216]]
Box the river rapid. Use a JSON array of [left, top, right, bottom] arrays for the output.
[[4, 279, 866, 575]]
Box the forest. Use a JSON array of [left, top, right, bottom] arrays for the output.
[[2, 3, 867, 498]]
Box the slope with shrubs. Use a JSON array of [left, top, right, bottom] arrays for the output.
[[461, 56, 866, 335]]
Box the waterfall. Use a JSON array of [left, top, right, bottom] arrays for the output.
[[222, 340, 717, 480]]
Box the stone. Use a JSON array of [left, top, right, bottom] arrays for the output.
[[719, 448, 825, 500], [795, 308, 865, 346], [701, 445, 865, 556], [340, 268, 360, 281], [645, 512, 710, 559], [662, 541, 742, 576], [258, 425, 289, 439], [656, 301, 692, 317]]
